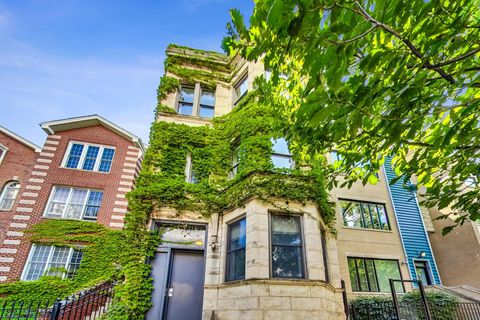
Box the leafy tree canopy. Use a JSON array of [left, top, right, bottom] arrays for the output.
[[223, 0, 480, 232]]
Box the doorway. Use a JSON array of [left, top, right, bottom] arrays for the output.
[[146, 223, 207, 320]]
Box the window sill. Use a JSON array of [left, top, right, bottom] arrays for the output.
[[43, 216, 98, 222], [60, 167, 111, 174], [341, 226, 392, 233], [0, 208, 13, 212]]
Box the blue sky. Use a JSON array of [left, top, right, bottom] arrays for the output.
[[0, 0, 253, 146]]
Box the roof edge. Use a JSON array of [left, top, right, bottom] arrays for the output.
[[40, 114, 145, 153], [0, 126, 42, 152]]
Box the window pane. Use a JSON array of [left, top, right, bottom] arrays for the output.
[[272, 246, 303, 278], [180, 87, 194, 103], [24, 245, 51, 281], [200, 91, 215, 106], [178, 102, 193, 116], [360, 203, 373, 229], [271, 215, 301, 246], [46, 187, 70, 216], [235, 77, 248, 100], [99, 148, 115, 172], [376, 205, 389, 230], [271, 155, 292, 169], [199, 106, 214, 119], [355, 259, 369, 292], [66, 144, 84, 168], [67, 250, 83, 278], [226, 218, 246, 282], [341, 201, 363, 228], [84, 191, 103, 219], [229, 219, 246, 251], [47, 247, 70, 277], [272, 138, 290, 155], [226, 249, 245, 281], [65, 189, 88, 219], [348, 258, 359, 291], [365, 259, 379, 292], [271, 215, 304, 278], [0, 182, 20, 210], [82, 146, 99, 170], [375, 260, 403, 292]]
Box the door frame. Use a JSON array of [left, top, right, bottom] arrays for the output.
[[162, 248, 206, 320], [149, 220, 208, 320]]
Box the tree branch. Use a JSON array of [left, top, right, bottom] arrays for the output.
[[430, 47, 480, 68], [354, 1, 456, 84], [329, 25, 377, 44]]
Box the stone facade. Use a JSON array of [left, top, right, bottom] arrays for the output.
[[150, 46, 421, 319]]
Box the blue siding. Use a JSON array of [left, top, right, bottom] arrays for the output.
[[384, 157, 441, 285]]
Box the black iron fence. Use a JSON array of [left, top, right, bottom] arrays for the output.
[[348, 301, 480, 320], [0, 281, 114, 320]]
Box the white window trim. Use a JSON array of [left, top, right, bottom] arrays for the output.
[[21, 244, 81, 281], [43, 186, 102, 221], [61, 141, 116, 173], [0, 181, 20, 211], [0, 144, 8, 165]]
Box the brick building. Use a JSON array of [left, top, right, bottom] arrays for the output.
[[0, 127, 41, 245], [0, 115, 144, 282]]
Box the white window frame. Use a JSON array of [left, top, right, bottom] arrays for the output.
[[0, 181, 20, 211], [61, 141, 116, 173], [21, 244, 83, 281], [0, 144, 8, 165], [43, 186, 103, 221]]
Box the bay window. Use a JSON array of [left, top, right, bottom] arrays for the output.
[[226, 218, 246, 281], [271, 214, 304, 278]]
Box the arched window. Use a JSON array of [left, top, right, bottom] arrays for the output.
[[0, 181, 20, 211]]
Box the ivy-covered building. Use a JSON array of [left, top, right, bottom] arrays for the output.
[[133, 45, 443, 320], [0, 115, 144, 283]]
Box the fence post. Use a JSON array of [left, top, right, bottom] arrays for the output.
[[417, 280, 432, 320], [389, 279, 400, 320], [50, 299, 61, 320], [341, 279, 349, 319]]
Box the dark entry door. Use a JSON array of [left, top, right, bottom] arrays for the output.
[[164, 250, 205, 320]]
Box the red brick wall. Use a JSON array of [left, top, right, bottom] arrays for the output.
[[0, 125, 142, 282], [0, 132, 38, 245]]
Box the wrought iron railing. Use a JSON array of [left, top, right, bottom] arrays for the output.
[[348, 300, 480, 320], [0, 281, 114, 320]]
